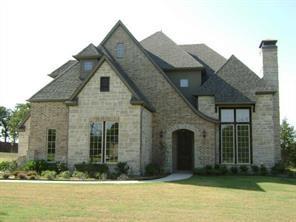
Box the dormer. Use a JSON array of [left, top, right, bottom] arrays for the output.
[[73, 43, 102, 80]]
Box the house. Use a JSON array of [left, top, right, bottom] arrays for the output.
[[18, 21, 280, 175]]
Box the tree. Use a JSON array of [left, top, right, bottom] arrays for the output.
[[8, 103, 31, 143], [280, 119, 296, 167], [0, 106, 11, 142]]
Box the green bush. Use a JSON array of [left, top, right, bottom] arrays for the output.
[[115, 162, 129, 176], [239, 165, 249, 174], [72, 171, 88, 179], [230, 166, 238, 174], [23, 160, 48, 174], [0, 161, 17, 172], [251, 165, 259, 174], [41, 170, 57, 180], [260, 164, 268, 176], [145, 163, 161, 176], [193, 167, 207, 175], [47, 162, 68, 174], [74, 163, 109, 177], [219, 165, 228, 175], [205, 165, 213, 175], [94, 172, 107, 180], [271, 162, 286, 175], [58, 171, 72, 179]]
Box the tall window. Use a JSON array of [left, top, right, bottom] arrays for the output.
[[115, 43, 124, 58], [47, 129, 56, 161], [90, 121, 119, 163], [220, 108, 251, 164], [100, 77, 110, 92]]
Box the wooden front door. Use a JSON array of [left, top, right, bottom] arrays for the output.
[[177, 130, 193, 171]]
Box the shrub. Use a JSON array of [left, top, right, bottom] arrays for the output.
[[251, 165, 259, 174], [193, 167, 207, 175], [239, 165, 249, 174], [260, 164, 268, 175], [219, 165, 228, 175], [28, 175, 37, 180], [74, 163, 109, 177], [145, 163, 161, 176], [205, 165, 213, 175], [23, 160, 48, 174], [117, 174, 128, 180], [17, 173, 28, 180], [0, 161, 17, 172], [47, 162, 68, 174], [26, 171, 38, 177], [72, 171, 88, 179], [271, 162, 286, 175], [95, 172, 107, 180], [115, 162, 129, 176], [3, 172, 10, 179], [41, 170, 57, 180], [230, 166, 238, 174], [58, 171, 72, 179]]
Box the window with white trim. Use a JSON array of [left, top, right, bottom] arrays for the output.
[[220, 108, 251, 164], [90, 121, 119, 163]]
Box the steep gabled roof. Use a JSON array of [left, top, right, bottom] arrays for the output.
[[180, 44, 227, 72], [48, 60, 78, 78], [73, 43, 102, 60], [141, 32, 203, 70], [216, 55, 275, 101]]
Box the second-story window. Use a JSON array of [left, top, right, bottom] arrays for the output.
[[83, 61, 93, 72], [180, 79, 189, 88], [115, 43, 125, 58], [100, 77, 110, 92]]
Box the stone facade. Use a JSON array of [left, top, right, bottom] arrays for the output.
[[197, 96, 218, 119], [68, 61, 146, 175], [18, 117, 31, 157], [140, 108, 152, 173], [27, 102, 69, 162], [103, 25, 217, 172]]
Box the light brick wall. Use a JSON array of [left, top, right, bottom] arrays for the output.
[[198, 96, 218, 119], [27, 102, 69, 162], [18, 117, 31, 157], [141, 108, 152, 173], [68, 61, 143, 175], [103, 25, 217, 172]]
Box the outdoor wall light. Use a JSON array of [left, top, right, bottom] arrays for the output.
[[202, 130, 207, 138]]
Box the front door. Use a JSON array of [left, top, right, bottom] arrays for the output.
[[177, 130, 193, 171]]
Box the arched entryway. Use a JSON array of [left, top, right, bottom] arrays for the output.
[[172, 129, 194, 171]]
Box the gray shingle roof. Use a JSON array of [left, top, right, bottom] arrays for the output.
[[48, 60, 77, 78], [216, 55, 274, 101], [180, 44, 227, 72], [73, 43, 102, 59], [141, 32, 203, 70]]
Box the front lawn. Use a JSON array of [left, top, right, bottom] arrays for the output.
[[0, 176, 295, 222]]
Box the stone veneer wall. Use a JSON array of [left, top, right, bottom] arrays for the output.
[[103, 25, 217, 172], [27, 102, 69, 162], [140, 108, 152, 173], [68, 61, 143, 175], [197, 96, 218, 119], [18, 117, 31, 157], [252, 94, 276, 167]]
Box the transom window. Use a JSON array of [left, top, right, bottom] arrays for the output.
[[89, 121, 118, 163], [100, 77, 110, 92], [220, 108, 251, 164], [115, 43, 125, 58], [180, 79, 189, 88], [47, 129, 56, 161], [83, 61, 93, 72]]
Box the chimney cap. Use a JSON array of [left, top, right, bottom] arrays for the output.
[[259, 40, 277, 48]]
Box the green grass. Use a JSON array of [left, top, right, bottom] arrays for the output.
[[0, 152, 17, 163], [0, 176, 295, 222]]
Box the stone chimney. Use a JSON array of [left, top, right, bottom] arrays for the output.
[[259, 40, 278, 89]]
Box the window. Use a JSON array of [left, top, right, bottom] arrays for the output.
[[83, 61, 93, 72], [100, 77, 110, 92], [180, 79, 189, 87], [47, 129, 56, 161], [90, 123, 103, 162], [115, 43, 124, 58], [89, 121, 119, 163], [220, 108, 251, 164]]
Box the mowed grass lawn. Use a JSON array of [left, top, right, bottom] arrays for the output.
[[0, 176, 296, 222]]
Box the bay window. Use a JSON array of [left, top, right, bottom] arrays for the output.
[[90, 121, 118, 163], [220, 108, 251, 164]]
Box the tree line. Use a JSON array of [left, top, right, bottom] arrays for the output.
[[0, 103, 30, 143]]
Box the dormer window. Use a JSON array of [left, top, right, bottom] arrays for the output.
[[83, 61, 93, 72], [180, 79, 189, 88], [115, 43, 125, 58]]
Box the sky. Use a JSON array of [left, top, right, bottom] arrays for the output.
[[0, 0, 295, 126]]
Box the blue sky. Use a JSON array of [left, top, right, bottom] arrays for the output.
[[0, 0, 295, 126]]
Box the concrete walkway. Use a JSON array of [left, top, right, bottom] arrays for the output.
[[0, 172, 192, 185]]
